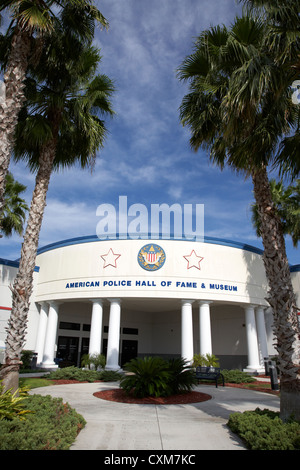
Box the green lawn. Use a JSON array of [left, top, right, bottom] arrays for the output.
[[19, 377, 55, 389]]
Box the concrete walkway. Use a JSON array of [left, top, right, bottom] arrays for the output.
[[30, 382, 280, 451]]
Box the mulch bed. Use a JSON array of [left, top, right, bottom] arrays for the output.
[[93, 388, 212, 404]]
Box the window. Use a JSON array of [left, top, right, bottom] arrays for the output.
[[59, 321, 80, 331], [123, 327, 138, 335]]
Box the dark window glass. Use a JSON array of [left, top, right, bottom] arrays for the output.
[[59, 321, 80, 331], [123, 328, 138, 335]]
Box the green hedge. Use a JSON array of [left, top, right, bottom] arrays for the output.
[[227, 408, 300, 450], [221, 369, 256, 384], [0, 394, 86, 450], [46, 366, 122, 382]]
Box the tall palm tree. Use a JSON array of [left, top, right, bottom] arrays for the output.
[[240, 0, 300, 70], [239, 0, 300, 179], [0, 0, 108, 228], [178, 15, 300, 421], [1, 172, 28, 237], [0, 21, 114, 392], [252, 179, 300, 248]]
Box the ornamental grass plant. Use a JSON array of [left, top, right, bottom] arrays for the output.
[[0, 381, 32, 421]]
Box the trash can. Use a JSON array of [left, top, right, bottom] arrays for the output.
[[264, 357, 269, 376], [268, 361, 279, 391], [30, 352, 38, 370]]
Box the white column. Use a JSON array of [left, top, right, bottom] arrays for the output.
[[181, 300, 194, 364], [89, 300, 103, 356], [199, 301, 212, 356], [35, 302, 49, 365], [255, 306, 269, 364], [244, 304, 262, 373], [106, 299, 121, 370], [41, 301, 59, 369]]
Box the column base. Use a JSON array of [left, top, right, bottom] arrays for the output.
[[243, 366, 265, 375], [105, 365, 122, 372], [39, 362, 58, 370]]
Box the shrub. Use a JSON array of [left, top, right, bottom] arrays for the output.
[[46, 366, 101, 382], [0, 381, 33, 421], [120, 356, 197, 398], [45, 366, 122, 383], [81, 353, 106, 370], [221, 369, 256, 384], [20, 350, 34, 370], [167, 358, 197, 394], [192, 353, 220, 367], [0, 394, 86, 450], [120, 356, 172, 398], [227, 408, 300, 450], [98, 370, 123, 382]]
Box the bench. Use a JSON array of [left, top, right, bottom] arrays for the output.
[[195, 366, 225, 388]]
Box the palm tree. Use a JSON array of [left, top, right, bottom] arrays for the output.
[[178, 15, 300, 421], [252, 179, 300, 248], [0, 0, 108, 228], [1, 172, 28, 238], [240, 0, 300, 71], [239, 0, 300, 180], [0, 20, 114, 392]]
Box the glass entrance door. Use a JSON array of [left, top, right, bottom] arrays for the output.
[[57, 336, 79, 367], [121, 339, 138, 366]]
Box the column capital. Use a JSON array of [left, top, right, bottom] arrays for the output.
[[244, 303, 257, 310], [198, 300, 213, 306], [256, 305, 266, 311], [38, 301, 49, 308], [89, 298, 103, 304], [48, 300, 60, 309], [108, 298, 121, 304], [181, 299, 195, 305]]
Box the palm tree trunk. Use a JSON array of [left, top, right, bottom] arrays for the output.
[[0, 26, 31, 226], [252, 164, 300, 421], [0, 122, 59, 393]]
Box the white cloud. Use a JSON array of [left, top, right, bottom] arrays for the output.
[[1, 1, 298, 265], [38, 199, 98, 247]]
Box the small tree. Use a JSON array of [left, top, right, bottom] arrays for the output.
[[193, 354, 220, 368], [81, 353, 106, 370]]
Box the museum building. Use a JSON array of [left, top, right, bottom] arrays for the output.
[[0, 235, 299, 373]]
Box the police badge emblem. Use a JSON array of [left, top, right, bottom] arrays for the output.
[[138, 244, 166, 271]]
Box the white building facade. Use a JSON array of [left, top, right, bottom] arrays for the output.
[[1, 235, 299, 373]]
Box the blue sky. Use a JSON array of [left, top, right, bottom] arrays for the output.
[[1, 0, 299, 265]]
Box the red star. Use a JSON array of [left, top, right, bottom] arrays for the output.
[[184, 250, 204, 270], [101, 248, 121, 268]]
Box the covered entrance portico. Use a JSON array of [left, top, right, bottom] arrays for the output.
[[35, 297, 268, 373]]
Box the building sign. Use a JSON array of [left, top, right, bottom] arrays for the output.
[[65, 279, 238, 292]]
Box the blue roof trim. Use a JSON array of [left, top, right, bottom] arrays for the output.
[[36, 233, 264, 256], [0, 258, 40, 272], [290, 264, 300, 273]]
